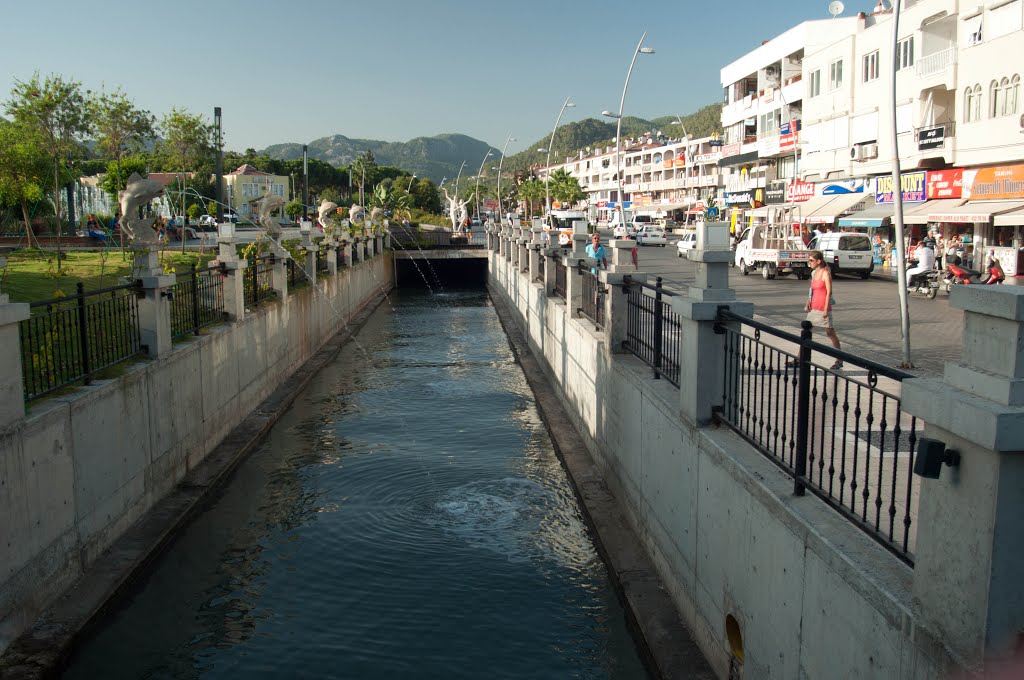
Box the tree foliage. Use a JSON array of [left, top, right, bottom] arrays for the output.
[[0, 119, 52, 239], [90, 87, 155, 194]]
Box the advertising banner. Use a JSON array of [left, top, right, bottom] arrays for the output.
[[786, 180, 816, 202], [961, 164, 1024, 200], [926, 169, 963, 199], [819, 179, 866, 195], [765, 179, 787, 204], [721, 143, 741, 157], [875, 171, 927, 203]]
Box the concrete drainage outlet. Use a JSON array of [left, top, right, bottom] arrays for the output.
[[726, 614, 744, 679]]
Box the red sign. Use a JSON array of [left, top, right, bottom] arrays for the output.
[[721, 143, 741, 157], [786, 180, 815, 202], [779, 130, 799, 153], [926, 169, 963, 199], [596, 200, 608, 208]]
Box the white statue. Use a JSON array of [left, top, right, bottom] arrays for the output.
[[442, 188, 460, 231], [318, 200, 340, 241], [349, 204, 366, 231], [369, 207, 384, 234], [257, 186, 286, 239], [457, 200, 468, 231], [119, 173, 164, 243]]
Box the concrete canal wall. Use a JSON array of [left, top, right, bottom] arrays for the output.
[[0, 253, 393, 653], [484, 224, 1003, 678]]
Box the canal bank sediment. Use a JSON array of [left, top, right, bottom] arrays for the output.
[[0, 290, 391, 679], [488, 290, 715, 680]]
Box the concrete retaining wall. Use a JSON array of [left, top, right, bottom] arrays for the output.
[[488, 253, 957, 679], [0, 255, 393, 652]]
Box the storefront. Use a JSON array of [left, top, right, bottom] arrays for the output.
[[837, 198, 896, 264]]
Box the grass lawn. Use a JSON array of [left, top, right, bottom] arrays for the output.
[[2, 248, 218, 304]]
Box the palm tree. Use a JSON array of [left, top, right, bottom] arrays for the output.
[[518, 179, 544, 220], [549, 168, 586, 209]]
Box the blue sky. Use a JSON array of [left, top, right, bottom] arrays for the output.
[[1, 0, 858, 154]]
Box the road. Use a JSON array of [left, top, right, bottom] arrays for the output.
[[609, 234, 962, 377]]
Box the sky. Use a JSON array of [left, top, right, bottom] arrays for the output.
[[1, 0, 863, 155]]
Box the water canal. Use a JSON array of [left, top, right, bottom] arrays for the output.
[[61, 289, 649, 679]]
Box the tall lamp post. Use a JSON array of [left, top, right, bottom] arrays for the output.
[[496, 134, 516, 225], [407, 174, 417, 191], [602, 32, 655, 231], [475, 150, 494, 219], [888, 0, 913, 367], [536, 96, 576, 216], [454, 160, 467, 201]]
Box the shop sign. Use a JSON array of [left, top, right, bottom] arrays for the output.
[[918, 125, 946, 151], [820, 179, 865, 195], [875, 171, 927, 203], [926, 169, 963, 199], [694, 152, 721, 163], [725, 191, 761, 207], [596, 200, 608, 208], [928, 211, 992, 223], [779, 129, 799, 152], [721, 143, 741, 157], [962, 164, 1024, 200], [786, 180, 816, 202], [765, 179, 787, 204], [708, 133, 723, 147]]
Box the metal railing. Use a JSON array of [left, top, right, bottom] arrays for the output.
[[578, 265, 606, 329], [552, 257, 567, 301], [244, 256, 274, 307], [916, 47, 956, 78], [169, 264, 226, 339], [335, 246, 347, 269], [19, 281, 142, 402], [715, 310, 918, 565], [287, 258, 309, 290], [623, 276, 681, 386], [316, 248, 330, 275]]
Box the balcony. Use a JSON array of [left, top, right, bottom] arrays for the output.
[[916, 47, 956, 78], [699, 173, 720, 186]]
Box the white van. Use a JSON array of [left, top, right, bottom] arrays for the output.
[[809, 232, 874, 279]]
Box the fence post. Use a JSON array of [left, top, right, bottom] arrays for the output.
[[528, 228, 544, 283], [326, 242, 339, 277], [270, 251, 288, 300], [901, 286, 1024, 666], [189, 264, 200, 335], [0, 288, 30, 425], [607, 238, 637, 274], [133, 247, 174, 359], [792, 320, 813, 496], [217, 229, 245, 321], [675, 222, 752, 426]]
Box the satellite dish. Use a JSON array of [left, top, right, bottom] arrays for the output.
[[828, 0, 845, 16]]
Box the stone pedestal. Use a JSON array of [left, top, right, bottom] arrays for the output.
[[356, 239, 366, 263], [366, 235, 376, 259], [0, 297, 30, 427], [217, 235, 246, 321], [608, 239, 637, 273], [543, 247, 559, 297], [902, 286, 1024, 666], [326, 244, 339, 277], [563, 253, 584, 314], [271, 252, 289, 300], [133, 250, 175, 359], [340, 241, 352, 268]]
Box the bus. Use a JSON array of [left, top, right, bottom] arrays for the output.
[[544, 209, 589, 246]]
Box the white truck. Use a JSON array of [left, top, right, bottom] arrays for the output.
[[734, 207, 811, 280]]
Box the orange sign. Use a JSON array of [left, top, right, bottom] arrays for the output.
[[962, 164, 1024, 200]]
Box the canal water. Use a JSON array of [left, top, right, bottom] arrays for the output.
[[62, 289, 649, 679]]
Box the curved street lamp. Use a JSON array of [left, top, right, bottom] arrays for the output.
[[496, 135, 516, 224], [407, 174, 416, 192], [475, 150, 494, 219], [454, 160, 467, 201], [602, 32, 655, 230], [537, 97, 575, 216]]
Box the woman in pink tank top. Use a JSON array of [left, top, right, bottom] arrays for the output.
[[804, 250, 843, 370]]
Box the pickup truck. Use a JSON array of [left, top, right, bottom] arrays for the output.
[[734, 224, 811, 280]]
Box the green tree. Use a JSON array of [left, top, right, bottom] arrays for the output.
[[0, 119, 51, 241], [350, 150, 377, 206], [160, 108, 215, 252], [90, 87, 155, 198], [285, 200, 304, 220], [549, 168, 586, 209], [518, 179, 544, 219], [99, 154, 147, 203], [410, 178, 440, 213], [5, 73, 93, 267]]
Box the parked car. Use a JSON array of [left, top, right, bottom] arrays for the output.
[[635, 225, 667, 246], [809, 232, 874, 279], [612, 222, 639, 239], [197, 214, 218, 230], [675, 231, 697, 256]]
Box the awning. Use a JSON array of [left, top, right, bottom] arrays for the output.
[[789, 194, 840, 223], [994, 204, 1024, 226], [838, 198, 895, 228], [655, 202, 689, 211], [718, 151, 759, 167], [903, 199, 1024, 224], [902, 199, 962, 225], [804, 192, 871, 225]]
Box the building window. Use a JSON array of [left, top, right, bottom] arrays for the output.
[[862, 51, 879, 82], [1009, 75, 1021, 115], [829, 59, 844, 90], [809, 69, 821, 97], [897, 36, 914, 70], [991, 79, 1004, 117], [965, 84, 983, 122]]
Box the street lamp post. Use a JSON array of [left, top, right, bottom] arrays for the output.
[[454, 160, 467, 201], [475, 150, 494, 220], [407, 174, 416, 192], [537, 97, 576, 217], [496, 134, 516, 225], [602, 32, 655, 231], [888, 0, 913, 367]]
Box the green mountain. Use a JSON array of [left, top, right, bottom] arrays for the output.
[[504, 102, 723, 173], [262, 133, 499, 184]]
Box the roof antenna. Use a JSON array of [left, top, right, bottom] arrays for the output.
[[829, 0, 846, 17]]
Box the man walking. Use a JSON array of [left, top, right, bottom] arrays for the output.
[[586, 233, 607, 273]]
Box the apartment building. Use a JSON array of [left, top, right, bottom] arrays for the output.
[[220, 164, 290, 219]]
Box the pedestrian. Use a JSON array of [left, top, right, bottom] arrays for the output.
[[631, 243, 639, 271], [801, 250, 843, 370], [586, 233, 607, 273]]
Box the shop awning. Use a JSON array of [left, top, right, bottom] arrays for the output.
[[902, 199, 962, 225], [789, 194, 839, 223], [994, 203, 1024, 226], [930, 200, 1024, 224], [804, 192, 872, 225], [655, 202, 689, 211], [838, 198, 895, 228]]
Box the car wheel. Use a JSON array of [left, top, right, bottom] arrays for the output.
[[762, 264, 773, 280], [740, 259, 750, 275], [859, 271, 871, 280]]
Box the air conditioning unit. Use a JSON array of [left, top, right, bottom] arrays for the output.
[[863, 143, 879, 159], [851, 145, 866, 161]]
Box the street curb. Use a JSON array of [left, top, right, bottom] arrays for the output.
[[0, 287, 392, 679], [489, 288, 716, 680]]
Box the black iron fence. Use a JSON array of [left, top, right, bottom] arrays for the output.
[[623, 276, 681, 386], [578, 265, 606, 329], [19, 281, 142, 402], [336, 245, 347, 269], [714, 310, 918, 565], [287, 257, 309, 290], [316, 247, 330, 275], [244, 256, 274, 307], [169, 264, 226, 339], [552, 257, 567, 301]]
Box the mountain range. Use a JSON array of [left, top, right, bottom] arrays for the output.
[[260, 102, 722, 184]]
